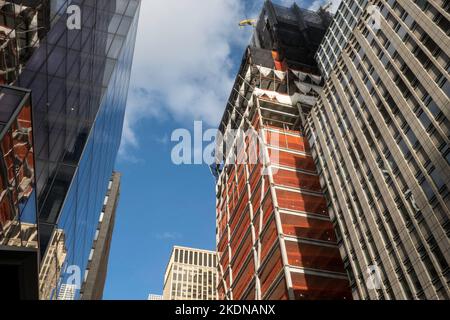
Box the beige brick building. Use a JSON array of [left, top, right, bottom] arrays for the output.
[[163, 246, 218, 300]]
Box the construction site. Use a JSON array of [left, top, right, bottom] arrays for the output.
[[213, 1, 352, 300]]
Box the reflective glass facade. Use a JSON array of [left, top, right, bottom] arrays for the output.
[[31, 1, 139, 300], [0, 86, 37, 249], [0, 0, 140, 300]]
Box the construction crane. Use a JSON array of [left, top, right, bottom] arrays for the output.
[[239, 19, 257, 28]]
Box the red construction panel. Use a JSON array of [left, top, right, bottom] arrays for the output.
[[233, 256, 255, 300], [253, 209, 261, 238], [280, 213, 336, 243], [237, 171, 246, 196], [230, 195, 248, 232], [290, 272, 352, 300], [270, 149, 316, 172], [228, 187, 240, 216], [260, 218, 278, 260], [220, 248, 229, 272], [249, 165, 262, 190], [218, 211, 227, 238], [260, 246, 284, 296], [246, 147, 261, 173], [266, 131, 307, 153], [251, 113, 261, 130], [251, 182, 262, 214], [272, 169, 322, 192], [265, 275, 289, 300], [230, 209, 251, 253], [231, 231, 253, 274], [276, 189, 327, 216], [218, 231, 228, 253], [224, 268, 231, 289], [261, 193, 275, 226], [218, 282, 226, 300], [241, 281, 256, 300], [285, 241, 346, 273]]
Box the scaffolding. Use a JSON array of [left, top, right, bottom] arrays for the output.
[[215, 44, 352, 300]]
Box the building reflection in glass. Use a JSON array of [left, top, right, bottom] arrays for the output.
[[0, 85, 37, 249], [0, 0, 141, 300]]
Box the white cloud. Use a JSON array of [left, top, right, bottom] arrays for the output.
[[120, 0, 249, 157], [119, 0, 343, 159], [155, 232, 183, 240]]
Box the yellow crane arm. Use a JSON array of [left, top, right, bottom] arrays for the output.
[[239, 19, 257, 28]]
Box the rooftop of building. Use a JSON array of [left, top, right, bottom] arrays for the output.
[[212, 1, 331, 164]]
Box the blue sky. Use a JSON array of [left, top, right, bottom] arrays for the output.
[[103, 0, 339, 300]]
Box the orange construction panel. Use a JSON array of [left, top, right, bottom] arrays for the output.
[[276, 189, 327, 216], [241, 282, 256, 300], [285, 241, 346, 273], [218, 282, 226, 300], [218, 231, 228, 253], [230, 209, 251, 253], [272, 169, 322, 192], [280, 213, 336, 243], [260, 246, 284, 296], [233, 256, 255, 300], [231, 231, 253, 274], [265, 275, 289, 300], [260, 218, 278, 260], [220, 247, 229, 271], [261, 193, 275, 226], [270, 149, 316, 172], [290, 272, 351, 300], [266, 131, 307, 153]]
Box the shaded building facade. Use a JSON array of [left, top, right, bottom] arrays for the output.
[[80, 172, 121, 300], [213, 1, 351, 300], [0, 0, 140, 300], [307, 0, 449, 299], [315, 0, 369, 79]]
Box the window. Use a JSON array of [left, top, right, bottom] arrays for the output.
[[429, 168, 446, 192]]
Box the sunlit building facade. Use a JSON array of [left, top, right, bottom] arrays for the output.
[[307, 0, 450, 299], [0, 0, 140, 300], [163, 246, 218, 300]]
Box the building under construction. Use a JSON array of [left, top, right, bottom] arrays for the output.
[[213, 1, 352, 300]]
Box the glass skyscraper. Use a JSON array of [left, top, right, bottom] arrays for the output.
[[0, 0, 140, 300]]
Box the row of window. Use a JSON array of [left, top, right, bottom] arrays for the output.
[[170, 267, 217, 300], [305, 4, 449, 298], [173, 248, 217, 268]]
